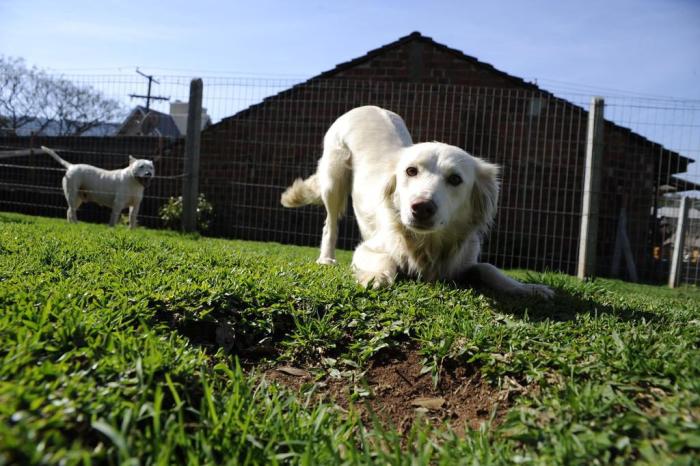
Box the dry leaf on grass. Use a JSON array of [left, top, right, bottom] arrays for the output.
[[276, 366, 310, 377], [411, 397, 446, 410]]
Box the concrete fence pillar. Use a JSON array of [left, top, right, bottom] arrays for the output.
[[669, 196, 690, 288], [182, 78, 203, 233], [577, 97, 605, 279]]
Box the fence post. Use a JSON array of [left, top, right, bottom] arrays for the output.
[[577, 97, 605, 279], [668, 196, 690, 288], [182, 78, 203, 233]]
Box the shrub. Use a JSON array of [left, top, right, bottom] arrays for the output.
[[159, 193, 213, 231]]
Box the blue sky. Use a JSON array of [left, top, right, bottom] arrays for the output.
[[2, 0, 700, 182], [2, 0, 699, 98]]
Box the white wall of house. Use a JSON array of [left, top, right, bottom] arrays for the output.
[[170, 100, 211, 134]]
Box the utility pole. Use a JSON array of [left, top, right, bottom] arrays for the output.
[[129, 68, 169, 111]]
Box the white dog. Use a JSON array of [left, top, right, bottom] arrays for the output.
[[41, 146, 154, 229], [281, 106, 553, 298]]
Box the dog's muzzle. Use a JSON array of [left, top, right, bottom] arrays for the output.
[[137, 175, 153, 187], [407, 199, 437, 231]]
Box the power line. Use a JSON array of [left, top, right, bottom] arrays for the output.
[[532, 77, 700, 102]]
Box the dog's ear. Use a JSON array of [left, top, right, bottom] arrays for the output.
[[383, 174, 397, 201], [128, 155, 137, 165], [471, 158, 500, 232]]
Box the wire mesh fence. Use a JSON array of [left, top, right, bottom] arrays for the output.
[[684, 197, 700, 285], [1, 74, 699, 285], [596, 95, 700, 285], [660, 196, 700, 286]]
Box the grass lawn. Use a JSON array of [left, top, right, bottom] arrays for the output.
[[1, 212, 699, 465]]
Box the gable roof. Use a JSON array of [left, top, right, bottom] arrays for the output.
[[214, 31, 540, 128], [313, 31, 539, 90]]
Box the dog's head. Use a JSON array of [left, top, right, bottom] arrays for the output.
[[385, 142, 499, 235], [128, 155, 155, 187]]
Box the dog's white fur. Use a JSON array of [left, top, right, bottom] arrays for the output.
[[41, 146, 154, 229], [281, 106, 553, 298]]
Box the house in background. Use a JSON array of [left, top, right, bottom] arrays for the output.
[[169, 101, 212, 135], [193, 31, 696, 281], [117, 106, 182, 138], [117, 103, 212, 138]]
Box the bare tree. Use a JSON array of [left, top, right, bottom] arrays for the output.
[[0, 56, 125, 136], [0, 57, 50, 133]]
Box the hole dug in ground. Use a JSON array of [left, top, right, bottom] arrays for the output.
[[266, 348, 514, 436]]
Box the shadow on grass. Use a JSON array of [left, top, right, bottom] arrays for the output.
[[146, 296, 293, 363], [453, 274, 667, 324], [491, 290, 664, 324]]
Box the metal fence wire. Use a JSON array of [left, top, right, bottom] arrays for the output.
[[661, 197, 700, 286], [0, 75, 699, 285]]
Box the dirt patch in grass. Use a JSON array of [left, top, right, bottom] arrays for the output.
[[266, 347, 510, 435], [152, 310, 512, 434]]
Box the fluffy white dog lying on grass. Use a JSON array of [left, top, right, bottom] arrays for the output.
[[41, 146, 154, 229], [281, 106, 553, 298]]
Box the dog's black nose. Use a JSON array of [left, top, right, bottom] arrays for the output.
[[411, 199, 437, 221]]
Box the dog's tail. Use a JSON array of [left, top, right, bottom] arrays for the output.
[[281, 174, 322, 207], [41, 146, 71, 169]]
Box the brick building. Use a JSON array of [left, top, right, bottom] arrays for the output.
[[196, 32, 694, 280]]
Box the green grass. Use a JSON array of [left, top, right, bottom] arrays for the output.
[[0, 212, 699, 465]]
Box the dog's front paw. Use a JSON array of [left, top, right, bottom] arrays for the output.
[[522, 283, 554, 299], [316, 257, 337, 265], [355, 270, 396, 289]]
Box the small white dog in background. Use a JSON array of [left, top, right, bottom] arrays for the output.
[[281, 106, 553, 298], [41, 146, 155, 229]]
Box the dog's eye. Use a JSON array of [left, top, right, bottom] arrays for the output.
[[406, 166, 418, 177], [447, 174, 463, 186]]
